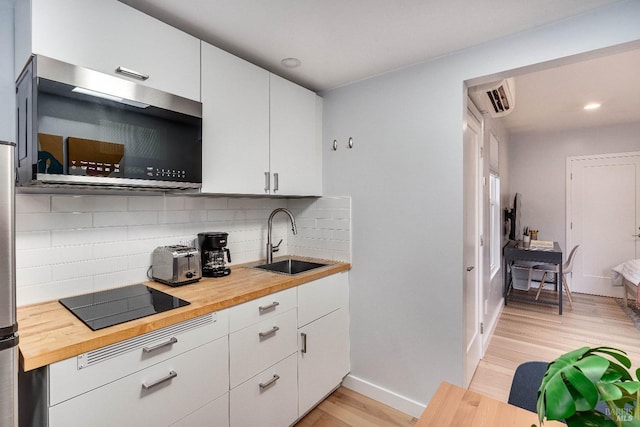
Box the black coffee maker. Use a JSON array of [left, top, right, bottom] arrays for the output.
[[197, 232, 231, 277]]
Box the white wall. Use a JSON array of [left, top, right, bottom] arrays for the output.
[[322, 0, 640, 416], [508, 122, 640, 253], [0, 0, 15, 143], [16, 194, 351, 306]]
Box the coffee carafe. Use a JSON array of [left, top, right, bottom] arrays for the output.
[[197, 232, 231, 277]]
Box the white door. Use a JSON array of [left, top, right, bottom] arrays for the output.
[[568, 153, 640, 297], [463, 107, 482, 386]]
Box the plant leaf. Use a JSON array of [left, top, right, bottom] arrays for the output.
[[592, 347, 632, 369], [537, 348, 610, 422], [617, 381, 640, 395], [597, 382, 624, 401], [566, 410, 617, 427]]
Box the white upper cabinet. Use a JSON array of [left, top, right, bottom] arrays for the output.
[[270, 74, 323, 196], [201, 42, 270, 194], [201, 42, 323, 196], [16, 0, 201, 101]]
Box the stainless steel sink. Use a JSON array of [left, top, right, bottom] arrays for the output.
[[251, 259, 328, 275]]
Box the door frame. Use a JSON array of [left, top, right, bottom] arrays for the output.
[[566, 150, 640, 295], [463, 101, 484, 387]]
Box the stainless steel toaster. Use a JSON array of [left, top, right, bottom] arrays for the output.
[[151, 245, 202, 286]]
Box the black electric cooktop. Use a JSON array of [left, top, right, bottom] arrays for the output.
[[59, 284, 190, 331]]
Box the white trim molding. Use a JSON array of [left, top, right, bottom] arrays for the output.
[[342, 374, 427, 418]]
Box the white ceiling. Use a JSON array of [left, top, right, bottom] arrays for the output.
[[119, 0, 638, 134], [498, 47, 640, 135]]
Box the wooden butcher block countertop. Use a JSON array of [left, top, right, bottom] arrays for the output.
[[17, 257, 350, 372]]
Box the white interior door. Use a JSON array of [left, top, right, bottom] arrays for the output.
[[569, 153, 640, 297], [463, 107, 482, 386]]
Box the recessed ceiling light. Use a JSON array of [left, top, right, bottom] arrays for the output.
[[281, 57, 301, 68], [584, 102, 601, 110]]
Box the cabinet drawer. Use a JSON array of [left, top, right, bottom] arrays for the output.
[[171, 392, 229, 427], [49, 335, 229, 427], [229, 287, 296, 333], [230, 352, 298, 427], [298, 272, 349, 327], [229, 308, 297, 388], [50, 311, 228, 405]]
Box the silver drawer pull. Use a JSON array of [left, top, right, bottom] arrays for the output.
[[142, 370, 177, 390], [143, 337, 178, 353], [115, 66, 149, 81], [259, 326, 280, 339], [258, 301, 280, 313], [259, 374, 280, 390]]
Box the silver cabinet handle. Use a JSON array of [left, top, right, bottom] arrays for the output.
[[332, 140, 338, 151], [466, 266, 475, 272], [115, 66, 149, 81], [348, 137, 354, 148], [259, 374, 280, 390], [142, 370, 177, 390], [259, 325, 280, 339], [301, 332, 307, 354], [258, 301, 280, 313], [273, 172, 279, 193], [264, 172, 270, 193], [142, 337, 177, 353]]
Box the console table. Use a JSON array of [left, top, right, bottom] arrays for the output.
[[503, 240, 564, 314]]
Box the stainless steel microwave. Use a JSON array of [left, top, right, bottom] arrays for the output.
[[15, 55, 202, 191]]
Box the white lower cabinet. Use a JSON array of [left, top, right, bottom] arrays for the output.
[[49, 336, 229, 427], [230, 353, 298, 427], [36, 273, 350, 427], [298, 308, 350, 416], [297, 272, 351, 416]]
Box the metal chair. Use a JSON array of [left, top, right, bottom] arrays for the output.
[[533, 245, 579, 309]]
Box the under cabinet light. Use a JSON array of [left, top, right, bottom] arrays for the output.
[[583, 102, 601, 110], [72, 87, 149, 108]]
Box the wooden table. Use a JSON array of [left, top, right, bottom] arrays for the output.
[[503, 240, 564, 314], [416, 382, 564, 426]]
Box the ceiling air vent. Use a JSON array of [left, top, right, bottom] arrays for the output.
[[469, 78, 516, 118]]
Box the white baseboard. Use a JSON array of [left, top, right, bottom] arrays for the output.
[[342, 374, 426, 418]]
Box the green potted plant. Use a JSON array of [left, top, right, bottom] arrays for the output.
[[537, 346, 640, 426]]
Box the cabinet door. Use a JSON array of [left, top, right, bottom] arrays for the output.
[[270, 74, 323, 196], [298, 308, 350, 416], [230, 353, 298, 427], [30, 0, 201, 101], [201, 42, 270, 194]]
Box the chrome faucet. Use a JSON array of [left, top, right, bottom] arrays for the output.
[[266, 208, 297, 264]]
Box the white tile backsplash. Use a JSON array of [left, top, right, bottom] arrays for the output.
[[15, 194, 351, 306]]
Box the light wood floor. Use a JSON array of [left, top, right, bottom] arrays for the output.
[[297, 291, 640, 425], [469, 291, 640, 402], [296, 387, 418, 426]]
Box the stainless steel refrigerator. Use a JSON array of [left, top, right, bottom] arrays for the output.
[[0, 141, 18, 427]]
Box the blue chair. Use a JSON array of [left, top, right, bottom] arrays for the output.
[[509, 360, 609, 419], [508, 361, 548, 413]]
